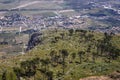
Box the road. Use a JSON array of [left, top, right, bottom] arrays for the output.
[[12, 1, 40, 9]]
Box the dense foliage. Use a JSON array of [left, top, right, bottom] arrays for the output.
[[0, 29, 120, 80]]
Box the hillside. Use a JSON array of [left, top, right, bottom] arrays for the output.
[[0, 29, 120, 80]]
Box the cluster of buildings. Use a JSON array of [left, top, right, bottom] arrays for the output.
[[0, 9, 119, 33], [0, 13, 87, 32]]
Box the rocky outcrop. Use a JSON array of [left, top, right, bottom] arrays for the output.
[[26, 32, 42, 51], [80, 76, 112, 80]]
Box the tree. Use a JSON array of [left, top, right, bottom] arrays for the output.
[[20, 60, 37, 78], [106, 46, 120, 63], [2, 70, 17, 80], [69, 29, 74, 36], [6, 70, 17, 80], [2, 70, 6, 80], [85, 34, 94, 42], [60, 33, 64, 39], [38, 68, 46, 80], [60, 49, 69, 74], [78, 51, 85, 63], [92, 52, 98, 63], [40, 58, 50, 72], [50, 50, 57, 61], [97, 32, 120, 63], [46, 71, 53, 80], [79, 30, 87, 39], [13, 67, 21, 80], [40, 58, 51, 80], [110, 48, 120, 60], [87, 45, 91, 53], [71, 53, 76, 60]]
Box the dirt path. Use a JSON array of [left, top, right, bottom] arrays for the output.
[[12, 1, 40, 9]]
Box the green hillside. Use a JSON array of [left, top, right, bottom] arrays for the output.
[[0, 29, 120, 80]]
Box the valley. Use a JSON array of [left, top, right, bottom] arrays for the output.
[[0, 0, 120, 80]]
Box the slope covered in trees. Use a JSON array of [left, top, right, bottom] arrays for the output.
[[0, 29, 120, 80]]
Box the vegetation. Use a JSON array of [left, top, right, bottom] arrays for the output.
[[0, 28, 120, 80]]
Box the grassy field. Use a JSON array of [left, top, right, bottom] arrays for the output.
[[0, 0, 78, 16], [0, 32, 29, 55]]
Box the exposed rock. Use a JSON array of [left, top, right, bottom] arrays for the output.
[[26, 32, 42, 51], [80, 76, 112, 80], [109, 71, 120, 80], [80, 71, 120, 80]]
